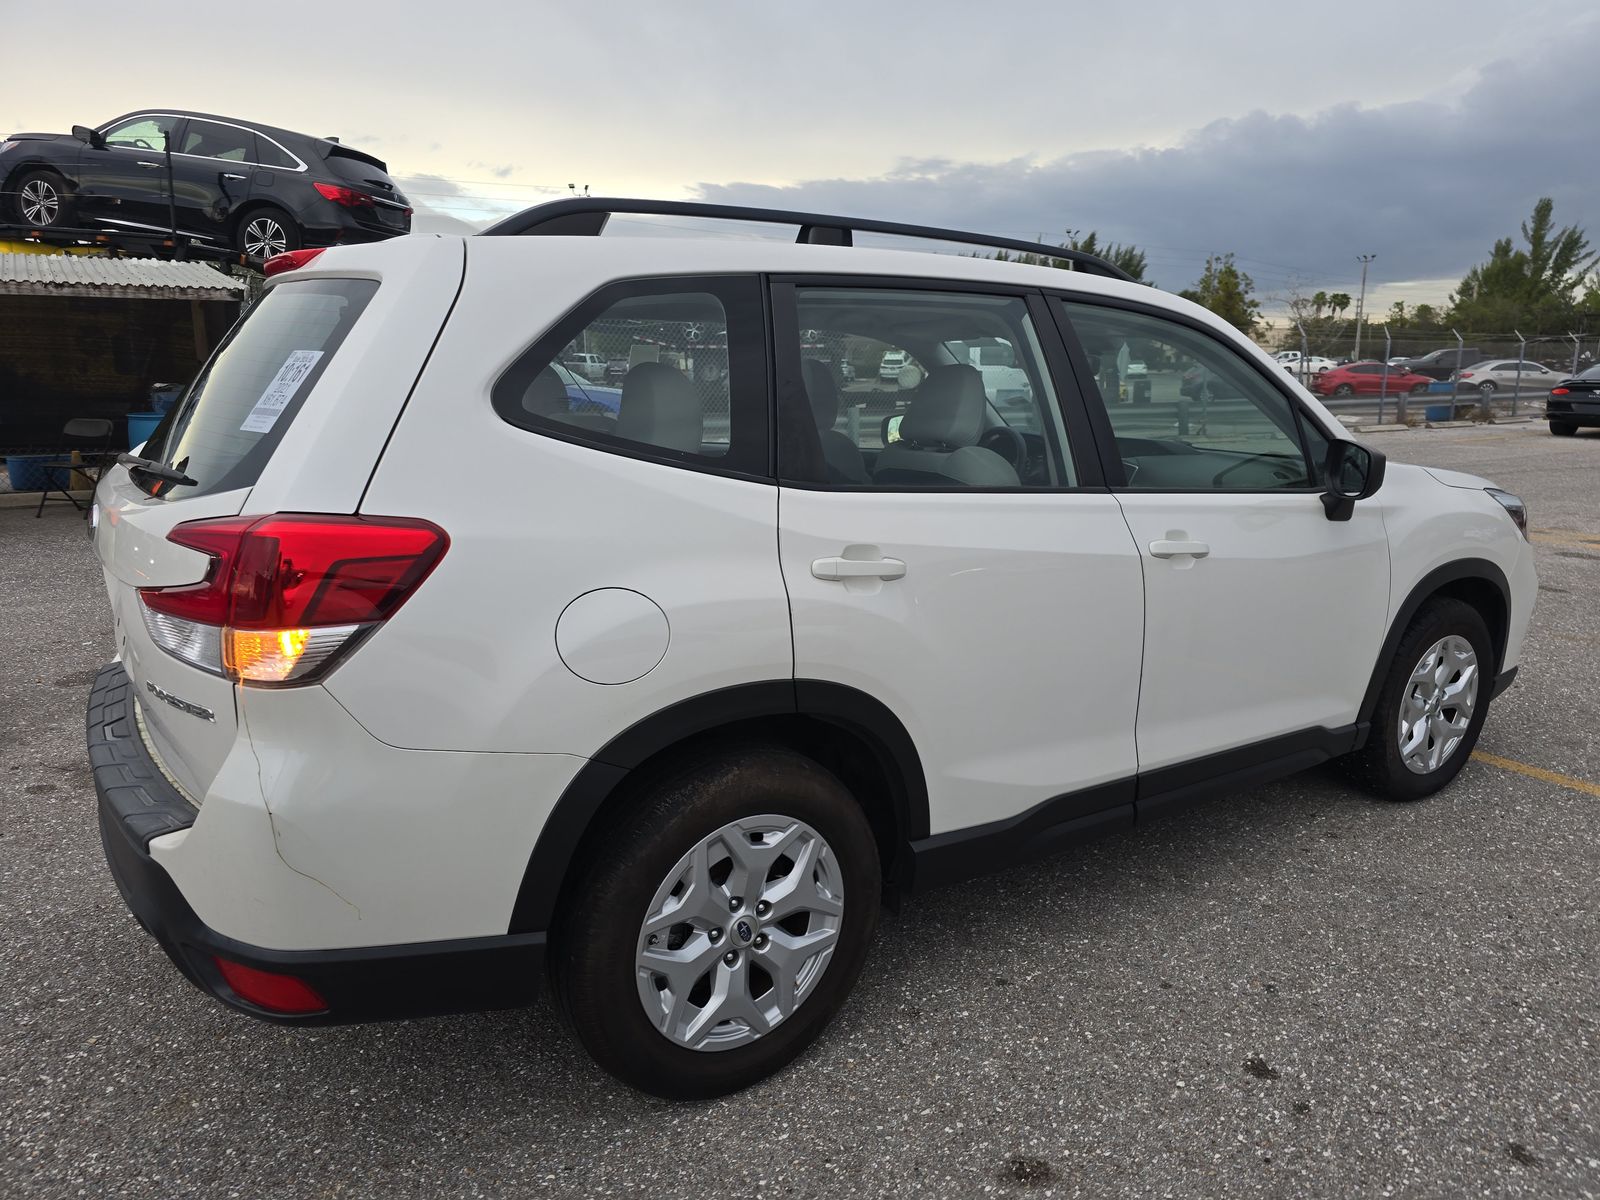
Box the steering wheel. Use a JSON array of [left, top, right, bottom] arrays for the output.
[[978, 426, 1029, 474], [1212, 453, 1303, 488], [131, 138, 155, 150]]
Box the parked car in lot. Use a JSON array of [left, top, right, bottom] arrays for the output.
[[1390, 348, 1486, 381], [1281, 355, 1338, 377], [562, 352, 607, 382], [87, 199, 1535, 1102], [1546, 363, 1600, 435], [878, 348, 914, 380], [1311, 362, 1435, 397], [1451, 359, 1559, 394], [1, 109, 410, 256]]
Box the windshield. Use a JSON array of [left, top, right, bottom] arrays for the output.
[[138, 278, 377, 499]]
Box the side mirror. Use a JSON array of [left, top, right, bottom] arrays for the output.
[[1321, 441, 1385, 521], [71, 124, 106, 149], [882, 414, 904, 445]]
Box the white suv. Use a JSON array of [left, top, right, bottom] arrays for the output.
[[88, 200, 1535, 1100]]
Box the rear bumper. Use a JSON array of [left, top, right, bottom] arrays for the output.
[[89, 663, 544, 1025], [1545, 399, 1600, 427]]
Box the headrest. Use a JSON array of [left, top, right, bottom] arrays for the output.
[[898, 364, 988, 448], [801, 358, 841, 428], [616, 361, 702, 453], [521, 367, 569, 417]]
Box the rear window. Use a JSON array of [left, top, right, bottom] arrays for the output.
[[139, 278, 377, 499]]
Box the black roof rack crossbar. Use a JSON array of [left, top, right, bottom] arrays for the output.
[[477, 198, 1135, 281]]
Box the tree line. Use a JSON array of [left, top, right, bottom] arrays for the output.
[[1002, 198, 1600, 351]]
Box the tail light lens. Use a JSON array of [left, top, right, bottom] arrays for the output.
[[139, 514, 448, 686], [313, 181, 375, 208], [263, 247, 325, 276], [1551, 387, 1570, 395]]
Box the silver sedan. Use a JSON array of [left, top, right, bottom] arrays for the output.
[[1453, 359, 1560, 394]]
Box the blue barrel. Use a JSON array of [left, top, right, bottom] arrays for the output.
[[126, 412, 163, 449]]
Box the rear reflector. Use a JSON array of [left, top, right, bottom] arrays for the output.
[[138, 514, 448, 685], [213, 957, 328, 1014], [263, 248, 326, 276]]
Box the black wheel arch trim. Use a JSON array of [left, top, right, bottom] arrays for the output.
[[1357, 557, 1512, 728], [506, 679, 930, 934]]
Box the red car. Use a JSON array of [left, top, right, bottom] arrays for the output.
[[1311, 362, 1434, 397]]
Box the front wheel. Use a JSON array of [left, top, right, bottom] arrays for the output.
[[1410, 383, 1431, 395], [236, 208, 301, 258], [1332, 383, 1355, 397], [553, 745, 881, 1099], [12, 169, 71, 227], [1550, 421, 1576, 437], [1341, 597, 1494, 801]]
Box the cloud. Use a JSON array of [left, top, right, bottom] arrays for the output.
[[470, 161, 517, 179], [690, 29, 1600, 301]]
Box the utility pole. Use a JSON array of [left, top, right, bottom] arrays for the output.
[[1354, 254, 1376, 360]]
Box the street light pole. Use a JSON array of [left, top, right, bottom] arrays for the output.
[[1354, 254, 1375, 360]]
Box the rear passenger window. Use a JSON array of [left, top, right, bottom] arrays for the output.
[[492, 277, 767, 477]]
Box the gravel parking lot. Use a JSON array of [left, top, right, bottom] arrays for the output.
[[2, 421, 1596, 1199]]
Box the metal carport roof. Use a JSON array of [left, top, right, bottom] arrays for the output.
[[0, 253, 245, 300]]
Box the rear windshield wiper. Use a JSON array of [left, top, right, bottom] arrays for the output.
[[118, 452, 198, 488]]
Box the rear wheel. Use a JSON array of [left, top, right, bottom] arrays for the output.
[[1342, 597, 1493, 801], [1550, 421, 1576, 436], [12, 169, 71, 227], [1478, 381, 1498, 394], [1332, 383, 1355, 397], [552, 744, 881, 1099], [235, 207, 301, 258]]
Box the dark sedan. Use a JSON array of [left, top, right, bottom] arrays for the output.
[[1, 109, 411, 257], [1547, 364, 1600, 436]]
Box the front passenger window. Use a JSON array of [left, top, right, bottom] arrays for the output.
[[1058, 301, 1318, 491]]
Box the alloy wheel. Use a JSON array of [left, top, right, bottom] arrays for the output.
[[243, 216, 289, 257], [1397, 635, 1479, 774], [20, 178, 60, 225], [635, 814, 844, 1052]]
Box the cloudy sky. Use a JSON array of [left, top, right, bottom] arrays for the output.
[[10, 0, 1599, 316]]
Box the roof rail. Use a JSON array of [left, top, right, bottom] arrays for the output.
[[477, 198, 1136, 282]]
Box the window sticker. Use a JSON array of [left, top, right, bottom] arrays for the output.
[[239, 349, 324, 433]]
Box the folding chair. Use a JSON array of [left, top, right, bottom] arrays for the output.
[[34, 418, 116, 518]]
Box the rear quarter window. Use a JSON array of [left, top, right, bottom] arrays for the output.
[[141, 278, 377, 499]]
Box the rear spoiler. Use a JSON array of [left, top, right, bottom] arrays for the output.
[[323, 142, 388, 173]]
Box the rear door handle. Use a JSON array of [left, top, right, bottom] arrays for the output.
[[811, 556, 906, 581], [1149, 539, 1211, 559], [220, 172, 247, 181]]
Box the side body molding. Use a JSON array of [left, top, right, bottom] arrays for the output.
[[507, 680, 929, 934]]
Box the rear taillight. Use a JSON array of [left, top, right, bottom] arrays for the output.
[[1551, 387, 1569, 395], [313, 181, 375, 208], [213, 957, 328, 1014], [1458, 371, 1473, 379], [139, 514, 448, 686], [263, 247, 325, 276]]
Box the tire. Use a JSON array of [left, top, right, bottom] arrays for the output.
[[1332, 383, 1355, 397], [1549, 421, 1576, 437], [1478, 381, 1497, 394], [1341, 597, 1494, 801], [1410, 383, 1430, 396], [10, 169, 71, 227], [552, 744, 881, 1099], [235, 207, 301, 258]]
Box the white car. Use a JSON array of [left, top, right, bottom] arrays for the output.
[[878, 348, 913, 380], [88, 200, 1535, 1101], [1452, 359, 1559, 394], [1282, 355, 1338, 377]]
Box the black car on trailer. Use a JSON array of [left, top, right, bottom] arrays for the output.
[[1, 110, 411, 257]]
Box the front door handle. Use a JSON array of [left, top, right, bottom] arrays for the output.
[[1149, 539, 1211, 559], [136, 160, 162, 169], [811, 556, 906, 581]]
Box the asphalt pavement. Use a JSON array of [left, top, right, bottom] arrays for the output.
[[2, 421, 1597, 1199]]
